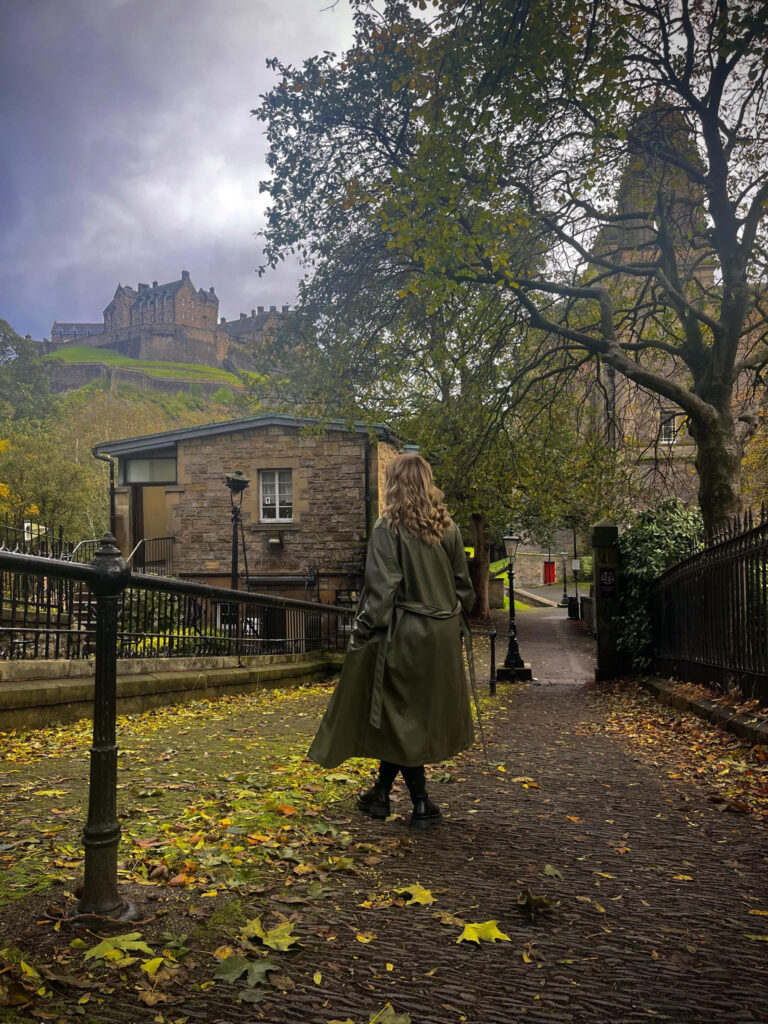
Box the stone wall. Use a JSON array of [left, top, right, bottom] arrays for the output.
[[46, 360, 239, 399]]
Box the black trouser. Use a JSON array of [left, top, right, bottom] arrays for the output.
[[376, 761, 426, 801]]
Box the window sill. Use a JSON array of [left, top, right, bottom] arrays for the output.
[[252, 522, 299, 531]]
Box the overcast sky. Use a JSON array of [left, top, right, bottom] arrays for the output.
[[0, 0, 355, 340]]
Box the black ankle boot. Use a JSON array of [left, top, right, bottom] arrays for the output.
[[356, 783, 391, 819], [409, 794, 442, 830]]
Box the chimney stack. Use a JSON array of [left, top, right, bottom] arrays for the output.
[[257, 305, 264, 314], [269, 305, 276, 312], [282, 304, 289, 313], [181, 270, 190, 280], [240, 312, 247, 320]]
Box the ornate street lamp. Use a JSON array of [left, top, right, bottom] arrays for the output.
[[497, 532, 531, 681], [224, 470, 250, 591]]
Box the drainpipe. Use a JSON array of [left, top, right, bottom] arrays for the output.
[[364, 440, 372, 541], [92, 450, 117, 538]]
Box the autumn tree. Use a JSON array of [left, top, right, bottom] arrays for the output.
[[256, 0, 768, 534], [251, 275, 638, 617]]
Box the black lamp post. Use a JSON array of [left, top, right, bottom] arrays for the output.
[[497, 532, 531, 681], [560, 551, 568, 606], [224, 470, 250, 591]]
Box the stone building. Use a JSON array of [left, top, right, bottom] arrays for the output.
[[47, 271, 289, 378], [93, 413, 401, 602]]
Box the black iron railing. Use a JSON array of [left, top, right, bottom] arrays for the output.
[[0, 543, 353, 662], [653, 508, 768, 702], [0, 535, 353, 920], [127, 536, 175, 576], [0, 516, 68, 557]]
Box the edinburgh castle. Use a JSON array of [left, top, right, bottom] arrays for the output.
[[45, 270, 289, 394]]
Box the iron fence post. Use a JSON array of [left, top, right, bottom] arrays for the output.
[[76, 534, 136, 920]]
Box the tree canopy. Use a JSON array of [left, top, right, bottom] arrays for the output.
[[256, 0, 768, 534]]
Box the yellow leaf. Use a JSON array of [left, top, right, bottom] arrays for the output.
[[356, 931, 376, 943], [276, 804, 296, 816], [313, 971, 322, 984], [673, 875, 693, 881], [457, 920, 511, 944], [745, 934, 768, 941], [394, 883, 435, 906], [141, 957, 165, 976], [200, 980, 215, 990], [748, 910, 768, 916], [386, 963, 394, 971]]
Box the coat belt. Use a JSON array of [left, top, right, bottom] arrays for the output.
[[368, 601, 462, 729]]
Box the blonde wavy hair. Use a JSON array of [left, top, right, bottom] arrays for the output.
[[381, 452, 451, 544]]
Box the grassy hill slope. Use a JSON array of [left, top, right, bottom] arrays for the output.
[[44, 346, 242, 387]]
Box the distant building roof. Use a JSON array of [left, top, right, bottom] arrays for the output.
[[109, 272, 218, 308], [220, 306, 286, 338], [50, 322, 104, 336], [93, 413, 401, 457]]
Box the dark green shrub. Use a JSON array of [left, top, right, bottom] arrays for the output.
[[615, 499, 703, 671]]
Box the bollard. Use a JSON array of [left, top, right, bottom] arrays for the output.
[[75, 535, 136, 921]]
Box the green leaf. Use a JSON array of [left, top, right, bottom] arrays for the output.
[[456, 920, 511, 944], [246, 959, 279, 986], [543, 864, 564, 879], [213, 955, 250, 983], [517, 888, 560, 920], [238, 987, 266, 1003]]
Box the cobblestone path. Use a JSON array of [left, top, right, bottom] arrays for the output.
[[204, 611, 768, 1024]]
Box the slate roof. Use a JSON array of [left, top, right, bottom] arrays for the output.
[[50, 322, 104, 335], [93, 413, 402, 457]]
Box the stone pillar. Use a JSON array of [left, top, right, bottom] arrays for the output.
[[591, 519, 630, 681]]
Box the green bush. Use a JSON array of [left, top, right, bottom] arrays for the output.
[[615, 499, 703, 671], [127, 627, 231, 658]]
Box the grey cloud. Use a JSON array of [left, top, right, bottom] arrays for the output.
[[0, 0, 353, 338]]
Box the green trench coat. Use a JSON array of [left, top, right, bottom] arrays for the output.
[[308, 517, 475, 769]]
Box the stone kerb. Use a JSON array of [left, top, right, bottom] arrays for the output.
[[0, 651, 344, 731]]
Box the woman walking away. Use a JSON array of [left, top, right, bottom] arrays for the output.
[[308, 452, 475, 829]]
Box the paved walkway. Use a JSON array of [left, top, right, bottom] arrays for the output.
[[206, 608, 767, 1023]]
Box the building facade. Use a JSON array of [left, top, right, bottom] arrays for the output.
[[93, 414, 401, 602]]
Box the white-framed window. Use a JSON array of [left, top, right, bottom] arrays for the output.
[[660, 411, 677, 445], [259, 469, 293, 521]]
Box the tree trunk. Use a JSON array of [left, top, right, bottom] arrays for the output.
[[690, 412, 743, 536], [467, 512, 490, 623]]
